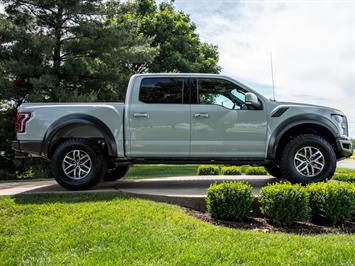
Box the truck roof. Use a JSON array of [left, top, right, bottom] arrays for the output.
[[132, 73, 229, 79]]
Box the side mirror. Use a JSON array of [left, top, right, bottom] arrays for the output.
[[245, 92, 261, 109]]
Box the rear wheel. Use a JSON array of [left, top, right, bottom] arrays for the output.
[[264, 163, 282, 178], [279, 134, 336, 184], [51, 138, 107, 190], [103, 165, 130, 181]]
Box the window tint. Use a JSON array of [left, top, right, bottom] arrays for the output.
[[197, 79, 246, 109], [139, 78, 183, 104]]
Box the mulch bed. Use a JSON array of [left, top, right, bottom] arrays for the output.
[[185, 208, 355, 234]]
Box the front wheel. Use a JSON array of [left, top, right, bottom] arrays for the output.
[[51, 138, 107, 190], [279, 134, 336, 184]]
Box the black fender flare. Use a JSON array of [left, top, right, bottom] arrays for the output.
[[267, 114, 338, 160], [42, 114, 117, 157]]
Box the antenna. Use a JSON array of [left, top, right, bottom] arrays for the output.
[[270, 52, 276, 101]]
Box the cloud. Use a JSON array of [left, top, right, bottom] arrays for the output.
[[171, 0, 355, 136]]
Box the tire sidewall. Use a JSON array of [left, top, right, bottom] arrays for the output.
[[52, 140, 106, 190], [281, 136, 336, 183]]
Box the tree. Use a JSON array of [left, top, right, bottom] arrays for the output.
[[117, 0, 221, 73], [0, 0, 157, 104]]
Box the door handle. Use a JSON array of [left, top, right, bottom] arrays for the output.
[[193, 113, 209, 118], [133, 112, 149, 118]]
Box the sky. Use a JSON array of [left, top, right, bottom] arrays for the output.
[[1, 1, 355, 136], [162, 0, 355, 137]]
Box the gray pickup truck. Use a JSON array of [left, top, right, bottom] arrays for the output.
[[12, 73, 353, 190]]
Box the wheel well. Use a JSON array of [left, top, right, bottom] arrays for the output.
[[47, 125, 108, 158], [274, 123, 337, 162]]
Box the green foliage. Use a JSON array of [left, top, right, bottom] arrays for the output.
[[118, 0, 221, 73], [240, 165, 249, 174], [207, 182, 253, 221], [197, 165, 219, 175], [332, 173, 355, 183], [259, 182, 310, 225], [221, 166, 241, 175], [245, 167, 268, 175], [307, 182, 355, 225]]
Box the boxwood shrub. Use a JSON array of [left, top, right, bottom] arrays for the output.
[[221, 166, 241, 175], [240, 165, 249, 174], [307, 182, 355, 224], [259, 182, 310, 225], [207, 182, 253, 221], [197, 165, 219, 175], [245, 167, 268, 175]]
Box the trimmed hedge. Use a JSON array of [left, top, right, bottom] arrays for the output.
[[207, 182, 253, 221], [221, 166, 241, 175], [307, 182, 355, 224], [197, 165, 219, 175], [245, 167, 268, 175], [259, 182, 310, 225]]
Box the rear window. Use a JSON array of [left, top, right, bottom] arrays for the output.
[[139, 78, 183, 104]]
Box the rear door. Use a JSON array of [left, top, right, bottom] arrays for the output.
[[127, 77, 190, 157], [190, 78, 267, 158]]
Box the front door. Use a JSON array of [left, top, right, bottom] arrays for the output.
[[127, 77, 190, 157], [190, 78, 267, 158]]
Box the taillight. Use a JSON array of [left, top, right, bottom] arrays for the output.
[[16, 112, 31, 133]]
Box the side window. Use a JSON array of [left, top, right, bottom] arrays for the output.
[[197, 79, 246, 110], [139, 78, 183, 104]]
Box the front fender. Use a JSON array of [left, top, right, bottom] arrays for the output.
[[267, 114, 338, 160]]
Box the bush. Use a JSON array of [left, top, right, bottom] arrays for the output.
[[307, 182, 355, 224], [259, 182, 310, 225], [245, 167, 268, 175], [221, 166, 241, 175], [332, 173, 355, 183], [207, 182, 253, 221], [240, 165, 249, 174], [197, 165, 219, 175]]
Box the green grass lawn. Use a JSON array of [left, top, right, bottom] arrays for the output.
[[0, 194, 354, 265], [124, 164, 199, 179]]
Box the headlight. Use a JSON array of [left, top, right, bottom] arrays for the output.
[[331, 114, 347, 136]]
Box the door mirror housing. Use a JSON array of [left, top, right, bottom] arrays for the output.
[[245, 92, 261, 109]]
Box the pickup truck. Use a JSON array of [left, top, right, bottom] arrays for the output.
[[12, 73, 353, 190]]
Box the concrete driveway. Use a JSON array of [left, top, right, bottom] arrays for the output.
[[0, 176, 276, 197], [337, 159, 355, 169]]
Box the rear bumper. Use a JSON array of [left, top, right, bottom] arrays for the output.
[[11, 140, 42, 158], [336, 136, 353, 158]]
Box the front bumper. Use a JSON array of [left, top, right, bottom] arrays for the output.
[[336, 136, 353, 158], [11, 140, 42, 158]]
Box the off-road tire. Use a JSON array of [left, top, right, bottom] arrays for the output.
[[279, 134, 336, 184], [264, 163, 282, 178], [51, 138, 107, 190], [103, 165, 130, 181]]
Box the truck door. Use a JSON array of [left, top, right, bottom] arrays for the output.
[[190, 78, 267, 158], [127, 77, 190, 157]]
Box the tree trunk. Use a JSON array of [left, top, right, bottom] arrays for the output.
[[52, 5, 63, 101]]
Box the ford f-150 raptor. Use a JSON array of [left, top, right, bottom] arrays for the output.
[[12, 73, 353, 190]]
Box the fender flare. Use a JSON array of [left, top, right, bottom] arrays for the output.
[[42, 114, 117, 157], [267, 114, 338, 160]]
